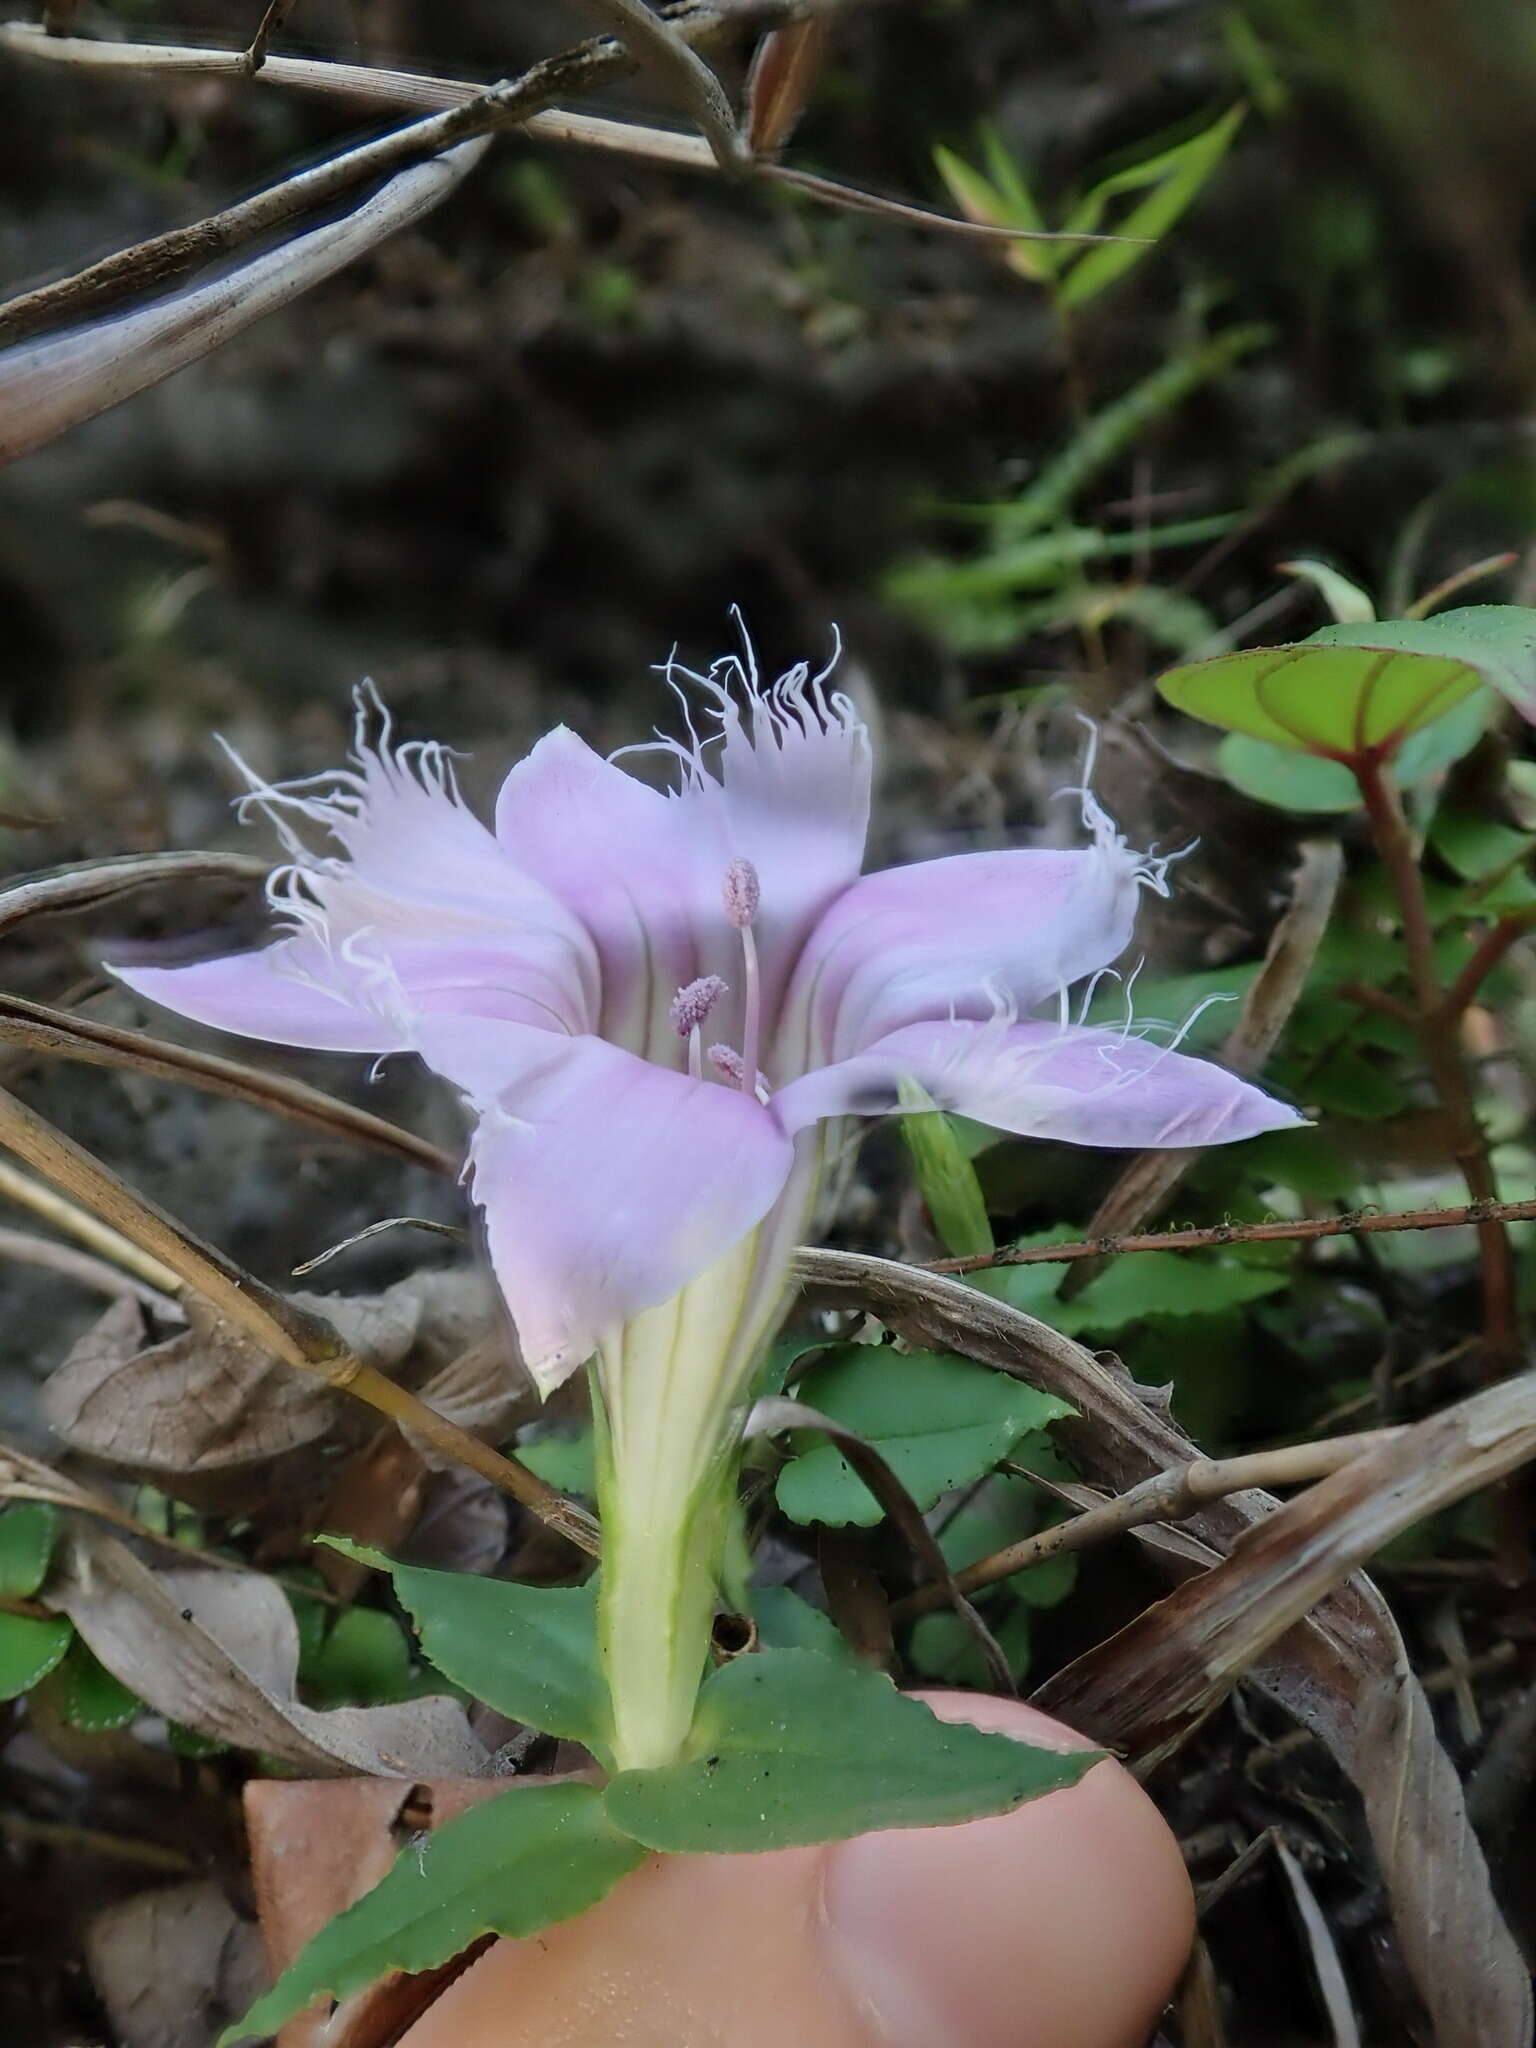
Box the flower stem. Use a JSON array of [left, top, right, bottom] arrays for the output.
[[590, 1235, 764, 1771], [595, 1407, 731, 1771]]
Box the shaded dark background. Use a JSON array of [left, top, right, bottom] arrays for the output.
[[2, 2, 1536, 2040]]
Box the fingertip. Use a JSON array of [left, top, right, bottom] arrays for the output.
[[820, 1692, 1194, 2048]]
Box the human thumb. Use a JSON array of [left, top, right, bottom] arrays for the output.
[[398, 1692, 1193, 2048]]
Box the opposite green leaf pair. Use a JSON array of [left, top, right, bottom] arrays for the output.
[[1157, 605, 1536, 779], [231, 1550, 1102, 2044]]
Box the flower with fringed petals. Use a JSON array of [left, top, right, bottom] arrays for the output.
[[113, 631, 1300, 1769]]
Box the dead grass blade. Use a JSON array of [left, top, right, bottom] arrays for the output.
[[794, 1248, 1531, 2048], [0, 137, 488, 464], [1272, 1838, 1362, 2048], [0, 850, 266, 938], [44, 1286, 415, 1479], [0, 992, 455, 1175], [572, 0, 743, 169]]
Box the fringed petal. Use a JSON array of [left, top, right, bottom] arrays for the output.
[[115, 686, 598, 1051], [493, 633, 871, 1062], [782, 801, 1160, 1069], [772, 1017, 1303, 1149], [111, 937, 400, 1053]]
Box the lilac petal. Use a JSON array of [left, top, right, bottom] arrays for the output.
[[773, 1018, 1303, 1149], [116, 691, 599, 1052], [415, 1017, 796, 1392], [494, 726, 700, 1054], [111, 939, 399, 1053], [782, 836, 1151, 1068], [676, 651, 871, 1021], [494, 656, 871, 1058]]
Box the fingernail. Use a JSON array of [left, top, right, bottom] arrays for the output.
[[818, 1698, 1192, 2048]]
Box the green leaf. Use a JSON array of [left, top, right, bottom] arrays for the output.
[[898, 1079, 994, 1257], [1430, 813, 1535, 886], [604, 1649, 1101, 1853], [908, 1603, 1035, 1689], [933, 132, 1058, 285], [1219, 686, 1492, 812], [749, 1585, 861, 1668], [1392, 688, 1493, 787], [982, 1244, 1286, 1337], [0, 1502, 59, 1599], [1158, 606, 1536, 760], [927, 1466, 1079, 1610], [223, 1782, 645, 2046], [979, 125, 1048, 235], [516, 1428, 596, 1499], [1218, 735, 1363, 812], [302, 1607, 414, 1710], [0, 1611, 72, 1700], [774, 1348, 1072, 1528], [996, 328, 1268, 541], [323, 1539, 611, 1765], [167, 1720, 227, 1759], [1055, 104, 1246, 309], [59, 1641, 141, 1730]]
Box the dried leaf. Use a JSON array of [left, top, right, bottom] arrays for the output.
[[406, 1471, 510, 1579], [794, 1249, 1530, 2048], [410, 1333, 540, 1461], [85, 1880, 268, 2048], [44, 1284, 420, 1478], [48, 1523, 488, 1777], [313, 1431, 431, 1599]]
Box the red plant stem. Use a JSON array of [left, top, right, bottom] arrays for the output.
[[1353, 756, 1519, 1378], [1440, 910, 1536, 1024], [926, 1194, 1536, 1275]]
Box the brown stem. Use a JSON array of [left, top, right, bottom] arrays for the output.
[[1353, 757, 1519, 1377]]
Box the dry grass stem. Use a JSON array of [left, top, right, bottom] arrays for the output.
[[895, 1425, 1406, 1618], [0, 993, 456, 1175], [0, 1085, 598, 1554]]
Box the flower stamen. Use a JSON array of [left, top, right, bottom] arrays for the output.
[[722, 857, 763, 1097], [671, 975, 729, 1081]]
